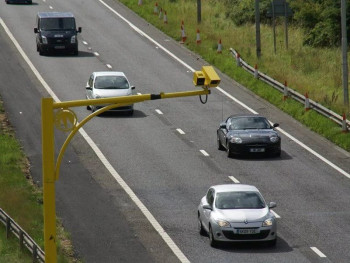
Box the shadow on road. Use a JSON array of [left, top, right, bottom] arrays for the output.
[[216, 236, 292, 254]]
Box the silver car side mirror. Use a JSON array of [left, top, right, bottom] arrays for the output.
[[268, 202, 276, 209], [203, 204, 212, 210]]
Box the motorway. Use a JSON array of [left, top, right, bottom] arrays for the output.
[[0, 0, 350, 262]]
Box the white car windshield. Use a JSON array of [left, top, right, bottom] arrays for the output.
[[215, 191, 265, 209], [94, 76, 130, 89]]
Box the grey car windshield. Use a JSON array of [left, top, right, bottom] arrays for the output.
[[94, 76, 130, 89], [229, 117, 270, 130], [215, 191, 265, 209], [40, 18, 76, 31]]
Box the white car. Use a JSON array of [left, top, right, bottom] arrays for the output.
[[85, 71, 135, 115], [198, 184, 277, 247]]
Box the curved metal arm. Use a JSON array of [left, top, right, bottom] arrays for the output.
[[54, 103, 129, 180]]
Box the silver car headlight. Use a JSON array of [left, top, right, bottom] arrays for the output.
[[42, 36, 48, 44], [262, 218, 273, 226], [71, 35, 76, 44], [270, 136, 279, 143], [230, 137, 242, 144], [216, 220, 231, 227]]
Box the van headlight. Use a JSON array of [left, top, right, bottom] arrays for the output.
[[71, 35, 76, 44], [42, 36, 48, 44]]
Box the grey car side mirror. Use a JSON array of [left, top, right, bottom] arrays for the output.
[[203, 204, 212, 210], [268, 202, 277, 209]]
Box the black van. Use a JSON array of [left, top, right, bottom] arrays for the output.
[[34, 12, 82, 56]]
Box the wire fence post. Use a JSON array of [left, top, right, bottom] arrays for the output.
[[6, 217, 10, 239]]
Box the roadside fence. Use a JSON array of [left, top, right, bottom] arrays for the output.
[[230, 48, 350, 132], [0, 208, 45, 263]]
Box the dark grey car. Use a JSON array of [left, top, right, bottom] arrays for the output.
[[217, 114, 281, 157]]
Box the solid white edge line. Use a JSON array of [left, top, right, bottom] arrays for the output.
[[0, 18, 60, 102], [310, 247, 327, 258], [228, 176, 240, 183], [200, 150, 209, 156], [276, 127, 350, 179], [0, 17, 190, 263], [155, 109, 163, 115], [176, 128, 185, 135], [98, 0, 350, 181], [270, 210, 281, 219]]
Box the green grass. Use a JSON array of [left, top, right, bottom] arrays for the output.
[[118, 0, 350, 151], [0, 101, 79, 263]]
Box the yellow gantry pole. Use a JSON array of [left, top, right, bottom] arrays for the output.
[[41, 98, 57, 262], [41, 79, 217, 262]]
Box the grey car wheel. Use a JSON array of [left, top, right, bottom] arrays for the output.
[[198, 215, 206, 236], [217, 135, 225, 151], [226, 142, 233, 158], [209, 226, 218, 247]]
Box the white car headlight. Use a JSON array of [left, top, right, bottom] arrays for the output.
[[71, 35, 76, 44], [262, 218, 273, 226], [216, 220, 231, 227], [230, 137, 242, 144], [270, 136, 279, 143], [42, 36, 48, 44]]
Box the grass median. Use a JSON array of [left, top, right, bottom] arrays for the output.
[[0, 100, 79, 263], [117, 0, 350, 151]]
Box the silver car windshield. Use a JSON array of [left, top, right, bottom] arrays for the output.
[[215, 191, 265, 209], [229, 117, 270, 130], [94, 76, 130, 89]]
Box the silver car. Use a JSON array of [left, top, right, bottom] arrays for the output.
[[85, 71, 135, 115], [198, 184, 277, 247]]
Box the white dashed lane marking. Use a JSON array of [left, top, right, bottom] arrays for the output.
[[93, 52, 99, 56], [270, 210, 281, 219], [82, 41, 88, 45], [228, 176, 240, 183], [176, 128, 185, 135], [200, 150, 209, 156], [106, 64, 112, 69], [310, 247, 327, 258], [155, 109, 163, 115]]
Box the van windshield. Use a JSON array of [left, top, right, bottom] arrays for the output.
[[40, 17, 76, 31]]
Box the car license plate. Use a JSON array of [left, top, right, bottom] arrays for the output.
[[237, 229, 258, 234], [54, 46, 65, 49], [250, 148, 265, 153]]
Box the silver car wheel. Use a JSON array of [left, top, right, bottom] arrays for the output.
[[198, 216, 205, 236], [209, 226, 218, 247]]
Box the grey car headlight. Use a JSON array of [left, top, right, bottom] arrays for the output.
[[216, 219, 231, 227], [230, 137, 243, 144], [42, 36, 48, 44], [270, 136, 279, 143], [71, 35, 76, 44], [262, 218, 273, 226]]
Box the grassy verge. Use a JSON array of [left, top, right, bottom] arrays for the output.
[[118, 0, 350, 151], [0, 99, 79, 263]]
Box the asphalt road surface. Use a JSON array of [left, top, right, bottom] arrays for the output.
[[0, 0, 350, 262]]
